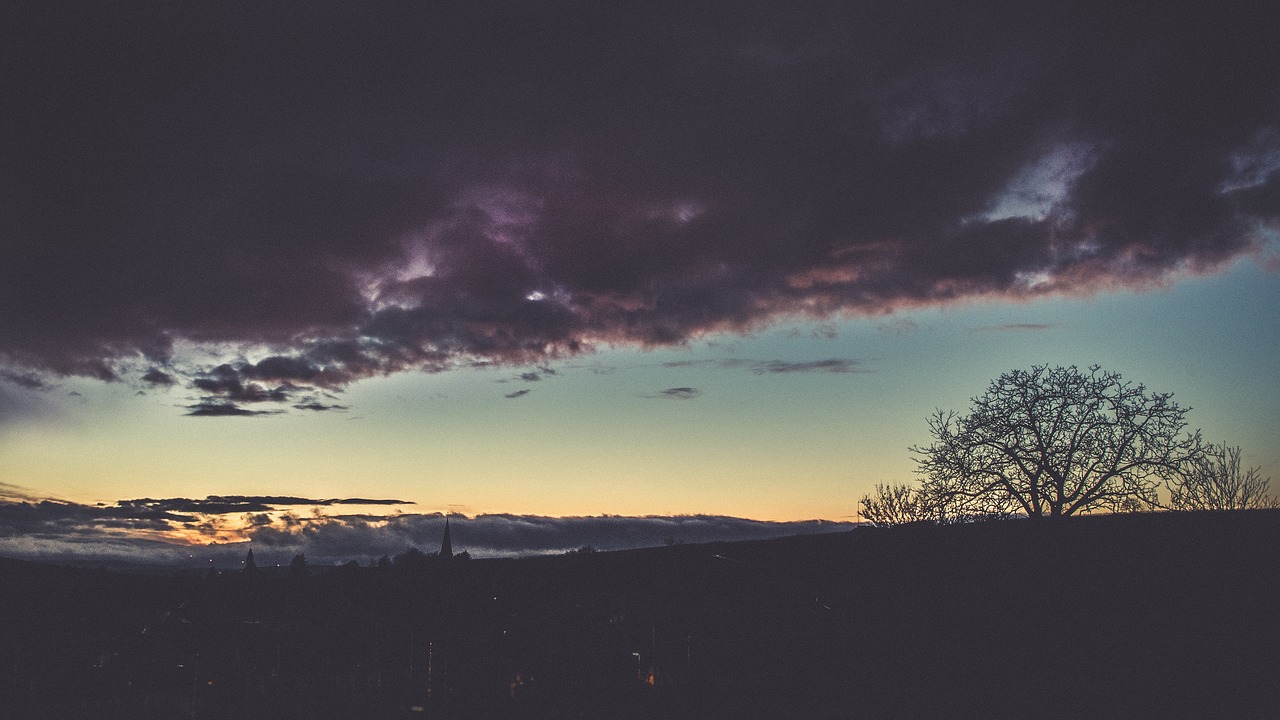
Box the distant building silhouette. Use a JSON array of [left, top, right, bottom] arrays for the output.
[[440, 517, 453, 559], [243, 547, 258, 574]]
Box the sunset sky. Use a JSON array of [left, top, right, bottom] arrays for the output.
[[2, 1, 1277, 565]]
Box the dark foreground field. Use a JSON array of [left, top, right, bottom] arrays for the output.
[[3, 510, 1278, 719]]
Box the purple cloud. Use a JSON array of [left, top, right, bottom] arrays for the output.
[[185, 401, 282, 418], [751, 359, 866, 375], [140, 368, 175, 386], [660, 358, 865, 375], [1, 1, 1275, 404], [293, 401, 348, 412]]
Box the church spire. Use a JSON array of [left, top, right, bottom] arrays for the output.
[[243, 546, 257, 574], [439, 516, 453, 559]]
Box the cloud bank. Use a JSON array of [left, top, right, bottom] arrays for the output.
[[2, 1, 1277, 411], [0, 490, 850, 567]]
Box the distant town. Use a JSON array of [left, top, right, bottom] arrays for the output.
[[4, 509, 1278, 718]]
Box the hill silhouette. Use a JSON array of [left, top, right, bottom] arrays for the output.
[[2, 510, 1278, 719]]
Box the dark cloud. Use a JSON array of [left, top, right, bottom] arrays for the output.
[[660, 358, 864, 374], [140, 367, 175, 386], [652, 387, 701, 400], [504, 389, 531, 399], [178, 359, 353, 415], [751, 359, 866, 374], [240, 356, 328, 384], [116, 495, 411, 515], [502, 365, 558, 383], [191, 364, 298, 403], [0, 481, 47, 503], [185, 401, 282, 417], [662, 359, 754, 371], [1, 370, 51, 390], [0, 498, 192, 539], [293, 401, 348, 412], [182, 362, 333, 415], [972, 323, 1057, 333], [2, 1, 1276, 398]]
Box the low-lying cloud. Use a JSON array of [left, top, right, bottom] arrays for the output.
[[0, 491, 851, 567]]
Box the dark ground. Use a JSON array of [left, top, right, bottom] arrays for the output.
[[2, 510, 1278, 719]]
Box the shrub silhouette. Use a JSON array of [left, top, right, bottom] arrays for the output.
[[1168, 443, 1276, 510]]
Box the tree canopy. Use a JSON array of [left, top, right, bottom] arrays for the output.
[[912, 365, 1199, 519]]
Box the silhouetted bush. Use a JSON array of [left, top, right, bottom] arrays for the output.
[[1168, 443, 1276, 510], [858, 482, 929, 527]]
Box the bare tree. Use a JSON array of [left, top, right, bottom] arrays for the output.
[[913, 365, 1199, 518], [1168, 443, 1276, 511], [919, 482, 1018, 524], [858, 483, 927, 527], [859, 481, 1012, 527]]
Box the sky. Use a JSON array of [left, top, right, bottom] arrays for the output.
[[2, 0, 1278, 566]]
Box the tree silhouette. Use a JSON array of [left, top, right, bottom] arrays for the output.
[[393, 547, 429, 568], [1168, 443, 1276, 511], [858, 483, 928, 527], [913, 365, 1199, 518]]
